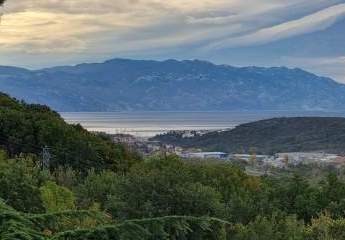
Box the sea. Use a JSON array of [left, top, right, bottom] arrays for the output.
[[60, 111, 345, 138]]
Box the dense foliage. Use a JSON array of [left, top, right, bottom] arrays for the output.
[[3, 93, 345, 239], [3, 148, 345, 239], [0, 93, 141, 172], [153, 117, 345, 154]]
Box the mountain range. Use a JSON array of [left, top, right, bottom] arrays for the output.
[[1, 58, 345, 112]]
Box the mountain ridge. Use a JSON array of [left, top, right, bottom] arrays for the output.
[[1, 58, 345, 112]]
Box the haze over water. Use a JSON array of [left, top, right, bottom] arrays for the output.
[[61, 111, 345, 137]]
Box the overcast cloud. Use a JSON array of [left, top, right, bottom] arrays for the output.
[[0, 0, 345, 82]]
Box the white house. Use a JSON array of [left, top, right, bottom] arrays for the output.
[[180, 152, 229, 159]]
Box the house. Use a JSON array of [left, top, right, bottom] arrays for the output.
[[180, 152, 229, 160]]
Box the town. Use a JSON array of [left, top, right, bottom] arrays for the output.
[[110, 133, 345, 170]]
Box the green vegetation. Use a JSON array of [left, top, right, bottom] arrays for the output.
[[153, 117, 345, 154], [0, 93, 141, 172], [3, 93, 345, 239], [3, 151, 345, 239], [40, 181, 76, 213]]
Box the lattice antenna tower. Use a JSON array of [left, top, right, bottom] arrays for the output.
[[41, 146, 52, 170]]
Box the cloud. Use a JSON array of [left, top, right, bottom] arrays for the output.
[[2, 1, 344, 53], [280, 56, 345, 83], [186, 1, 281, 25], [203, 3, 345, 50], [0, 0, 345, 78]]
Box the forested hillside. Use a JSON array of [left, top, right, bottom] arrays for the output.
[[0, 92, 140, 172], [3, 93, 345, 239], [3, 151, 345, 239], [153, 117, 345, 154]]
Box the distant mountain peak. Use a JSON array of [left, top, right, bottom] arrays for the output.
[[0, 58, 344, 112]]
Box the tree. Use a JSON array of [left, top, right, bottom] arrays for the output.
[[40, 181, 76, 212], [0, 92, 142, 173], [105, 156, 224, 219], [305, 213, 345, 240], [0, 154, 45, 213], [234, 214, 305, 240], [77, 169, 121, 209]]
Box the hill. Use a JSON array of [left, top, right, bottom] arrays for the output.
[[152, 117, 345, 154], [1, 59, 345, 111], [0, 92, 140, 172], [4, 92, 345, 239]]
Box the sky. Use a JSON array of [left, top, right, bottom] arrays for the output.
[[0, 0, 345, 82]]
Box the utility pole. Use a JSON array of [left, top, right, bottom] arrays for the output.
[[41, 146, 51, 170]]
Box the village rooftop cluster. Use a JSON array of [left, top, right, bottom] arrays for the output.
[[111, 133, 345, 169]]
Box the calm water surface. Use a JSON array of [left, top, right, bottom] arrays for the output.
[[60, 111, 345, 137]]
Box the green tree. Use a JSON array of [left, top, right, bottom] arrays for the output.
[[0, 93, 142, 173], [105, 156, 224, 219], [234, 213, 304, 240], [0, 153, 44, 213], [305, 213, 345, 240], [40, 181, 76, 212], [77, 169, 122, 209], [267, 175, 322, 222]]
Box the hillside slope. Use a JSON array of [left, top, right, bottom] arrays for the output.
[[1, 59, 345, 111], [152, 117, 345, 154], [0, 92, 140, 171]]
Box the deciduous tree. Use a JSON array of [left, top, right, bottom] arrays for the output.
[[40, 181, 76, 212]]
